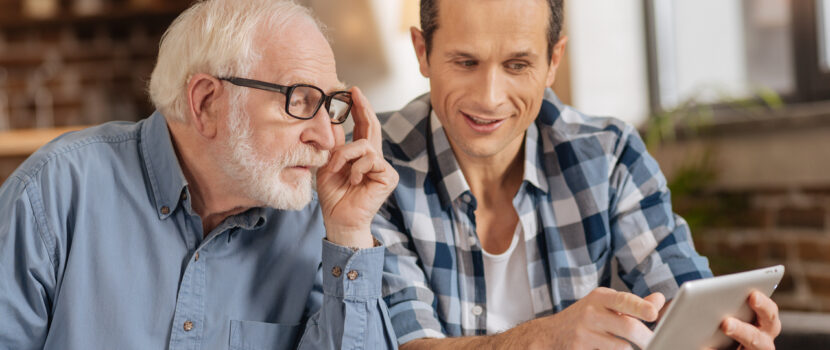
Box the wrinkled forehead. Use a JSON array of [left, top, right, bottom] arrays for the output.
[[251, 17, 345, 91]]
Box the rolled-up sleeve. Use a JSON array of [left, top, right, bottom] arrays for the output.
[[371, 198, 446, 346], [298, 238, 397, 349], [608, 125, 713, 300], [0, 176, 55, 350]]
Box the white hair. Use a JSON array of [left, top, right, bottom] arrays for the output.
[[148, 0, 322, 122]]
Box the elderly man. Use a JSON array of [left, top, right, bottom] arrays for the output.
[[0, 0, 398, 349], [373, 0, 781, 349]]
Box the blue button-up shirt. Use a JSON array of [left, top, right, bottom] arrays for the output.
[[372, 90, 712, 344], [0, 111, 397, 349]]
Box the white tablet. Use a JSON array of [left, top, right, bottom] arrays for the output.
[[645, 265, 785, 350]]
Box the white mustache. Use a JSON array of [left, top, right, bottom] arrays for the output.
[[280, 145, 329, 169]]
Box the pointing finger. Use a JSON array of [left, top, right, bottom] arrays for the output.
[[601, 289, 660, 322]]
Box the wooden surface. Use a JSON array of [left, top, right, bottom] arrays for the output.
[[0, 126, 87, 157]]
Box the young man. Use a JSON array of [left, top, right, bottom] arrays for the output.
[[373, 0, 781, 349], [0, 0, 398, 348]]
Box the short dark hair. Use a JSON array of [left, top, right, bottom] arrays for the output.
[[420, 0, 565, 59]]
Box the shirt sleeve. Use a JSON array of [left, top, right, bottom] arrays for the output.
[[608, 125, 713, 300], [0, 176, 55, 349], [371, 197, 447, 345], [297, 238, 398, 350]]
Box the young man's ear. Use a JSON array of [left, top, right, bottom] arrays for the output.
[[410, 27, 431, 78], [186, 73, 225, 139], [545, 35, 568, 87]]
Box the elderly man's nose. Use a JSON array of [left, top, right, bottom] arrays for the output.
[[300, 107, 336, 150]]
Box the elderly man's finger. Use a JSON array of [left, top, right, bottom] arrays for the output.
[[349, 154, 385, 185], [349, 87, 382, 149], [328, 139, 374, 173], [722, 317, 774, 350], [748, 291, 781, 337], [332, 123, 346, 148]]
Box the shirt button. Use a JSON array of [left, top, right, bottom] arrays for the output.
[[467, 236, 477, 246], [471, 305, 483, 316], [160, 206, 170, 215], [347, 270, 359, 280], [183, 320, 194, 331], [180, 192, 187, 201], [462, 193, 472, 203], [194, 252, 199, 261], [331, 266, 342, 278]]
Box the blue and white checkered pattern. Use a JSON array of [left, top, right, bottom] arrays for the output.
[[372, 89, 712, 345]]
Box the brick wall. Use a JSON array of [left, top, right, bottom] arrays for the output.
[[654, 112, 830, 313], [679, 189, 830, 312]]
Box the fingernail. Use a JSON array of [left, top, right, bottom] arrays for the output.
[[725, 320, 734, 334]]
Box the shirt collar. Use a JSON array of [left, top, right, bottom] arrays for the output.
[[140, 111, 189, 220], [523, 120, 549, 194], [428, 110, 471, 209], [428, 107, 551, 210]]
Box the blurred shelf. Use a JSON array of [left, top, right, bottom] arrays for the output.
[[0, 4, 188, 31], [0, 125, 87, 157]]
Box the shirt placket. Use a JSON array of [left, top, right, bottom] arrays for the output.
[[167, 216, 233, 350], [167, 246, 206, 350], [453, 193, 488, 334]]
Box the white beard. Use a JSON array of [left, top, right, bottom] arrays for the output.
[[219, 96, 329, 210]]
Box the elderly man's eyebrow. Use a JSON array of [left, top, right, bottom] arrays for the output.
[[332, 82, 348, 92]]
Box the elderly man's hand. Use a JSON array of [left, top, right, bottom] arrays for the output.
[[316, 87, 398, 248], [711, 290, 781, 350]]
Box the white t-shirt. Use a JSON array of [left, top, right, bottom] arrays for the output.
[[481, 223, 536, 334]]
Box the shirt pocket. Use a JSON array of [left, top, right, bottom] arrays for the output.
[[556, 249, 610, 300], [229, 320, 302, 350]]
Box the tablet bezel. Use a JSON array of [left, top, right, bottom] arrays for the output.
[[645, 265, 785, 350]]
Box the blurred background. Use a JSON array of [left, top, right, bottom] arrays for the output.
[[1, 0, 829, 346]]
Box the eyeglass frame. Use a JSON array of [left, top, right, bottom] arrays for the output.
[[217, 76, 352, 124]]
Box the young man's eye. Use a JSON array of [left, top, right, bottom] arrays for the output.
[[457, 60, 477, 68], [506, 62, 529, 71]]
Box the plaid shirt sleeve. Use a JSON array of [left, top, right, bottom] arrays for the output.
[[608, 123, 713, 299], [372, 196, 447, 344]]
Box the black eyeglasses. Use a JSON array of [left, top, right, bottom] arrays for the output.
[[218, 77, 352, 124]]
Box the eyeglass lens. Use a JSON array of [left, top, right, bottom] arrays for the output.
[[287, 86, 351, 123], [328, 93, 351, 123]]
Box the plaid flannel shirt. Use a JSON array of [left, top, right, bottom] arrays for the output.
[[371, 89, 712, 344]]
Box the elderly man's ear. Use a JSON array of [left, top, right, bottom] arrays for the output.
[[187, 73, 227, 139]]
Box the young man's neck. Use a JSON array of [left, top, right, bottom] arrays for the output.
[[451, 134, 525, 208], [167, 120, 258, 236]]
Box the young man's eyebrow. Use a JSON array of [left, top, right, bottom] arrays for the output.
[[444, 51, 477, 59]]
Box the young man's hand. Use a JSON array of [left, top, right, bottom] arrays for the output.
[[705, 290, 781, 350], [493, 287, 664, 349]]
